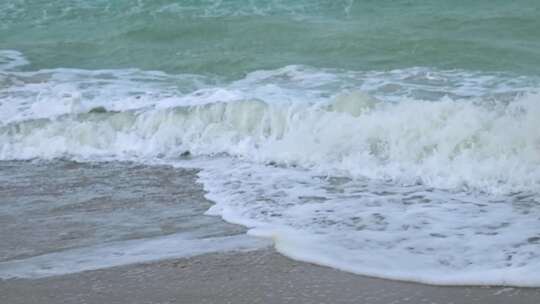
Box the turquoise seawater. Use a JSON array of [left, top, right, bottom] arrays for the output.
[[1, 0, 540, 77]]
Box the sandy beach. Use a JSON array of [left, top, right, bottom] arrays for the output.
[[2, 248, 539, 304]]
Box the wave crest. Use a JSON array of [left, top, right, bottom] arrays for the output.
[[1, 91, 539, 193]]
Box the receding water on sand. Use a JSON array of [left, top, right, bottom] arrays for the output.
[[0, 160, 267, 279]]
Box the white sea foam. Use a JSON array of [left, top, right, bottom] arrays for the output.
[[191, 158, 540, 287], [0, 233, 269, 279], [0, 66, 212, 124], [1, 53, 540, 286], [0, 50, 29, 71], [1, 91, 538, 193]]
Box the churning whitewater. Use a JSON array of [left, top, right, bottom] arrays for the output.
[[1, 50, 540, 286]]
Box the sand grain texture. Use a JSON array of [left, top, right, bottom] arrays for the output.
[[2, 249, 539, 304]]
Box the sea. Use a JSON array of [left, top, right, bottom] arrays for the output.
[[0, 0, 539, 286]]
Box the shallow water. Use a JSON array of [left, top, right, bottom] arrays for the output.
[[0, 160, 267, 278]]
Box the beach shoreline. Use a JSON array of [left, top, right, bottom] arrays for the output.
[[2, 248, 539, 304], [2, 1, 540, 302]]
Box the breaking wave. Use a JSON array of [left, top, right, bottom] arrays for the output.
[[1, 90, 539, 193]]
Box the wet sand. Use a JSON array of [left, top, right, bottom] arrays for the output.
[[2, 249, 539, 304], [0, 160, 245, 263]]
